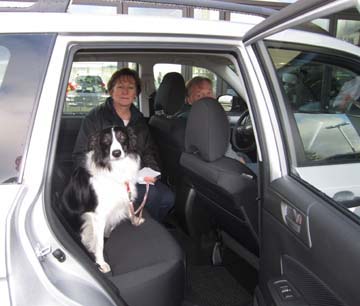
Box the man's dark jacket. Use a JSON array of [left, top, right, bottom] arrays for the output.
[[73, 97, 160, 171]]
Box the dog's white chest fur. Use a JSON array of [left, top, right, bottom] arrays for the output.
[[87, 152, 139, 221]]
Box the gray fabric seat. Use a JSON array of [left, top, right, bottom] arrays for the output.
[[180, 98, 259, 257], [149, 72, 187, 186], [105, 214, 185, 306]]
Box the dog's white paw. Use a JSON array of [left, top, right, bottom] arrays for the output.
[[98, 262, 111, 273]]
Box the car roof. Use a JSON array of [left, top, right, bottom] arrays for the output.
[[1, 8, 358, 58], [0, 12, 261, 38]]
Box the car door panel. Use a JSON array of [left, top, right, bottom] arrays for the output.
[[260, 175, 360, 306], [242, 2, 360, 305], [242, 40, 360, 304]]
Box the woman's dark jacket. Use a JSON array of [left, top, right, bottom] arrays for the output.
[[73, 97, 160, 171]]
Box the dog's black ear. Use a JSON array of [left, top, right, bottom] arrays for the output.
[[88, 130, 104, 163], [89, 130, 109, 168], [126, 126, 138, 153], [88, 131, 100, 152]]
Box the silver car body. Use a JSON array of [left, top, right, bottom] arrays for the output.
[[1, 0, 360, 305]]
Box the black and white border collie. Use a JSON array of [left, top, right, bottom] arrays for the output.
[[61, 126, 140, 273]]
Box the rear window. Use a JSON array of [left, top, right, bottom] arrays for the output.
[[64, 61, 139, 114], [0, 34, 54, 184]]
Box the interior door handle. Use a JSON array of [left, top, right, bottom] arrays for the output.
[[281, 202, 304, 233], [281, 202, 312, 247]]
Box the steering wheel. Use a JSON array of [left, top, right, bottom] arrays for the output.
[[231, 109, 256, 153]]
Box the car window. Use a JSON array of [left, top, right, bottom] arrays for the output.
[[153, 63, 239, 112], [268, 46, 360, 164], [64, 61, 139, 114], [267, 43, 360, 216], [0, 34, 54, 184], [153, 63, 182, 89]]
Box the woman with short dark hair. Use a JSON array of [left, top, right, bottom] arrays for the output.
[[107, 67, 142, 95]]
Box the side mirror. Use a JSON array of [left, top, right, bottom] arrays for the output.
[[218, 95, 248, 112], [218, 95, 233, 111]]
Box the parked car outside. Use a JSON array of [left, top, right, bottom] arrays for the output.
[[66, 75, 108, 112]]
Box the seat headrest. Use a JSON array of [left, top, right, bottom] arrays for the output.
[[185, 98, 229, 162], [154, 72, 185, 115]]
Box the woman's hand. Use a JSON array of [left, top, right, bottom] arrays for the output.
[[144, 176, 157, 184]]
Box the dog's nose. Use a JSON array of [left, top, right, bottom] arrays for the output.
[[112, 150, 122, 158]]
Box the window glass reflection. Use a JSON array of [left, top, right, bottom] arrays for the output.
[[251, 0, 296, 2], [0, 34, 54, 184], [337, 19, 360, 46], [128, 7, 182, 17], [68, 4, 117, 15], [0, 1, 35, 8], [312, 18, 330, 32], [0, 46, 10, 87], [194, 9, 219, 21], [230, 13, 264, 24]]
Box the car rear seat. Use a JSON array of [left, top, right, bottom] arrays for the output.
[[51, 162, 185, 306], [105, 214, 185, 306]]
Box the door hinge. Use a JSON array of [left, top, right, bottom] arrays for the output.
[[35, 243, 52, 262]]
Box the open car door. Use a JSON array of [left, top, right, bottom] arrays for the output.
[[241, 1, 360, 305]]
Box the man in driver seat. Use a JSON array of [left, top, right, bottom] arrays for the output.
[[177, 76, 257, 173]]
